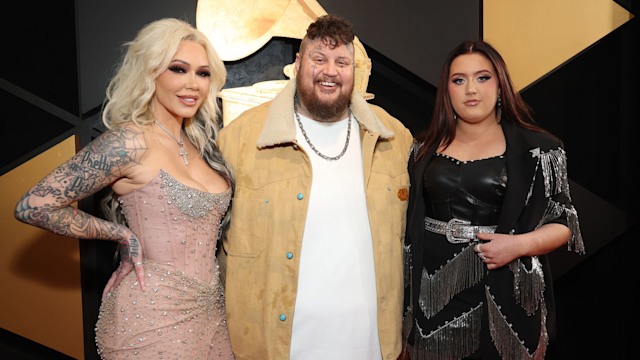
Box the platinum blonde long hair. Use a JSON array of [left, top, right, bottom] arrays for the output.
[[101, 18, 234, 240]]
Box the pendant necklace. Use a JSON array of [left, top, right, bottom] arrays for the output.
[[294, 94, 352, 161], [154, 120, 189, 165]]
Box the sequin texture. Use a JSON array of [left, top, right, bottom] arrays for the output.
[[95, 170, 234, 359]]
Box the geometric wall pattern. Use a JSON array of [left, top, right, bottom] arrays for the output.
[[485, 0, 632, 91], [0, 0, 637, 359], [486, 0, 635, 270], [504, 1, 638, 356]]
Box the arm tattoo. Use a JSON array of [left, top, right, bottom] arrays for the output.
[[126, 235, 140, 258], [15, 126, 147, 243]]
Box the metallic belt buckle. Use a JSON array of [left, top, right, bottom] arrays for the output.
[[445, 218, 471, 244]]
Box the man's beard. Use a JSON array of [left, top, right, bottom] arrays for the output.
[[296, 78, 352, 121]]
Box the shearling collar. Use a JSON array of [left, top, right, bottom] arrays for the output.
[[256, 80, 394, 148]]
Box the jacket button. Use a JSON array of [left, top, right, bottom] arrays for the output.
[[286, 252, 293, 259], [279, 314, 287, 321], [297, 193, 304, 200]]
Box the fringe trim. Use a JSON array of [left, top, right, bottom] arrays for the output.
[[531, 147, 585, 255], [527, 147, 567, 205], [419, 244, 485, 319], [486, 286, 548, 360], [565, 205, 585, 254], [534, 147, 566, 198], [412, 303, 482, 360], [509, 258, 545, 315], [535, 199, 563, 229]]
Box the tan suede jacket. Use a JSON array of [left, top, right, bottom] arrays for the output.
[[218, 80, 413, 360]]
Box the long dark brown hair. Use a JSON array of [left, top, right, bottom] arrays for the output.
[[415, 40, 545, 162]]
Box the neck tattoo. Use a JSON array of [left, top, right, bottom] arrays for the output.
[[294, 94, 352, 161], [154, 120, 189, 165]]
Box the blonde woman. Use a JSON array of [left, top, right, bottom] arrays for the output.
[[15, 18, 234, 359]]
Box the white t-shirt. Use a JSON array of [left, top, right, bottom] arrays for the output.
[[289, 113, 381, 360]]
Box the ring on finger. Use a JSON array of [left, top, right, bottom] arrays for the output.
[[478, 252, 486, 260], [134, 262, 143, 266]]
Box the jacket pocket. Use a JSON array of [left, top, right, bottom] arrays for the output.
[[226, 188, 269, 258]]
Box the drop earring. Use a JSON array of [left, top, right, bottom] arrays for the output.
[[496, 90, 502, 124]]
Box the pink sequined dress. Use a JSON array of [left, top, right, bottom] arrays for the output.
[[95, 170, 234, 359]]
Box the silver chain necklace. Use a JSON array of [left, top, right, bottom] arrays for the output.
[[154, 120, 189, 165], [294, 95, 352, 161]]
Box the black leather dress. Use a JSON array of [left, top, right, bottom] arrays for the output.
[[412, 152, 506, 359]]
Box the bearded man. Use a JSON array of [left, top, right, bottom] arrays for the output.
[[218, 14, 413, 360]]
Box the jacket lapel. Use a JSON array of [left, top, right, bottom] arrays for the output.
[[497, 122, 538, 232]]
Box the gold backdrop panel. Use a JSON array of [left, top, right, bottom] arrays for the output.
[[0, 136, 84, 359], [484, 0, 632, 90]]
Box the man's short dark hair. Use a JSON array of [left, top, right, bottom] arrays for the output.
[[301, 14, 355, 51]]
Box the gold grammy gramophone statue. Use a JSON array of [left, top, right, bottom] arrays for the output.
[[196, 0, 373, 125]]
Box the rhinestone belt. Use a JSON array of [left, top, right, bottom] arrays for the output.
[[424, 217, 497, 244]]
